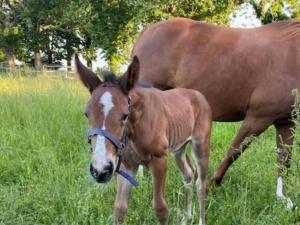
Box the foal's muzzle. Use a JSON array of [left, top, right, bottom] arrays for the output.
[[90, 162, 114, 183]]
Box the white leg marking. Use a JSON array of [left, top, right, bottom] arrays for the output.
[[138, 165, 144, 177], [276, 176, 294, 210], [196, 176, 202, 199], [276, 176, 284, 199], [286, 198, 294, 210], [183, 181, 193, 219], [196, 167, 205, 225]]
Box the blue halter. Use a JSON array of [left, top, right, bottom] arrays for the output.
[[87, 97, 138, 187]]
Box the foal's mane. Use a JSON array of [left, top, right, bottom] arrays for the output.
[[101, 71, 152, 90], [102, 71, 119, 84]]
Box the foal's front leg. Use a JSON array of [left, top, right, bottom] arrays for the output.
[[114, 163, 139, 225], [149, 155, 168, 225]]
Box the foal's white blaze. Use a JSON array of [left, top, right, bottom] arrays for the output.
[[276, 176, 294, 210], [100, 91, 115, 127], [93, 135, 108, 170], [92, 91, 115, 171]]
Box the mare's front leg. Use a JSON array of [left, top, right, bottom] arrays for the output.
[[275, 121, 294, 209], [213, 115, 272, 185], [149, 154, 168, 225], [114, 163, 139, 225]]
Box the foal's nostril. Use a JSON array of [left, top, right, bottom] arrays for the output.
[[90, 163, 97, 176], [89, 162, 114, 183], [103, 161, 114, 174]]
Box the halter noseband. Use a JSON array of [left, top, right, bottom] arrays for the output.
[[87, 96, 138, 187]]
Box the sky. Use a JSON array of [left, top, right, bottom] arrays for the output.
[[230, 2, 262, 28]]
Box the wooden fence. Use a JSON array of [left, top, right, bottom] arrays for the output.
[[0, 62, 78, 78]]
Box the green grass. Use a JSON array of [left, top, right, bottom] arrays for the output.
[[0, 76, 299, 225]]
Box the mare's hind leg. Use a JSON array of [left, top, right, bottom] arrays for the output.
[[172, 142, 195, 224], [114, 163, 139, 225], [275, 121, 294, 209], [213, 115, 272, 185]]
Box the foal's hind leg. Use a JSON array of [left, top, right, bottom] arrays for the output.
[[213, 116, 272, 185], [275, 121, 294, 209], [114, 163, 139, 225], [192, 123, 211, 225], [172, 142, 195, 224]]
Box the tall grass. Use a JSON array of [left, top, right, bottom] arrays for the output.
[[0, 76, 299, 225]]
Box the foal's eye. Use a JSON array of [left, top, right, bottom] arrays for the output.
[[122, 113, 129, 121]]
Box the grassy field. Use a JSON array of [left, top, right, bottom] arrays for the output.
[[0, 75, 299, 225]]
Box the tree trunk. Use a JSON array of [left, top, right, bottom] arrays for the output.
[[46, 49, 53, 64], [6, 46, 15, 69], [34, 49, 43, 71], [84, 36, 93, 69], [34, 22, 43, 71], [67, 58, 71, 70], [86, 58, 92, 68], [66, 38, 72, 71]]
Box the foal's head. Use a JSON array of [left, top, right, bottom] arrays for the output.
[[75, 55, 140, 183]]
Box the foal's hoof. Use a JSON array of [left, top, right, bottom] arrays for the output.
[[278, 196, 297, 211]]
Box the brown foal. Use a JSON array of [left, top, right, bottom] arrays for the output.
[[75, 55, 212, 225]]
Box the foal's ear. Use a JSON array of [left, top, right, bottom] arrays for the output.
[[74, 54, 101, 94], [119, 56, 140, 94]]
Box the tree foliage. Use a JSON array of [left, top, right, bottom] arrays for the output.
[[0, 0, 24, 66], [0, 0, 299, 71], [87, 0, 242, 72], [250, 0, 300, 24]]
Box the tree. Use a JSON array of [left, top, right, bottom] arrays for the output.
[[19, 0, 85, 70], [87, 0, 241, 73], [2, 0, 268, 72], [250, 0, 300, 24], [0, 0, 24, 69], [20, 0, 58, 70], [86, 0, 138, 73]]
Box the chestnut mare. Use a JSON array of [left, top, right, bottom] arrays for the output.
[[75, 55, 212, 225], [132, 18, 300, 208]]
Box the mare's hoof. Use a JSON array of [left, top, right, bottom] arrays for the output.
[[211, 173, 223, 186]]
